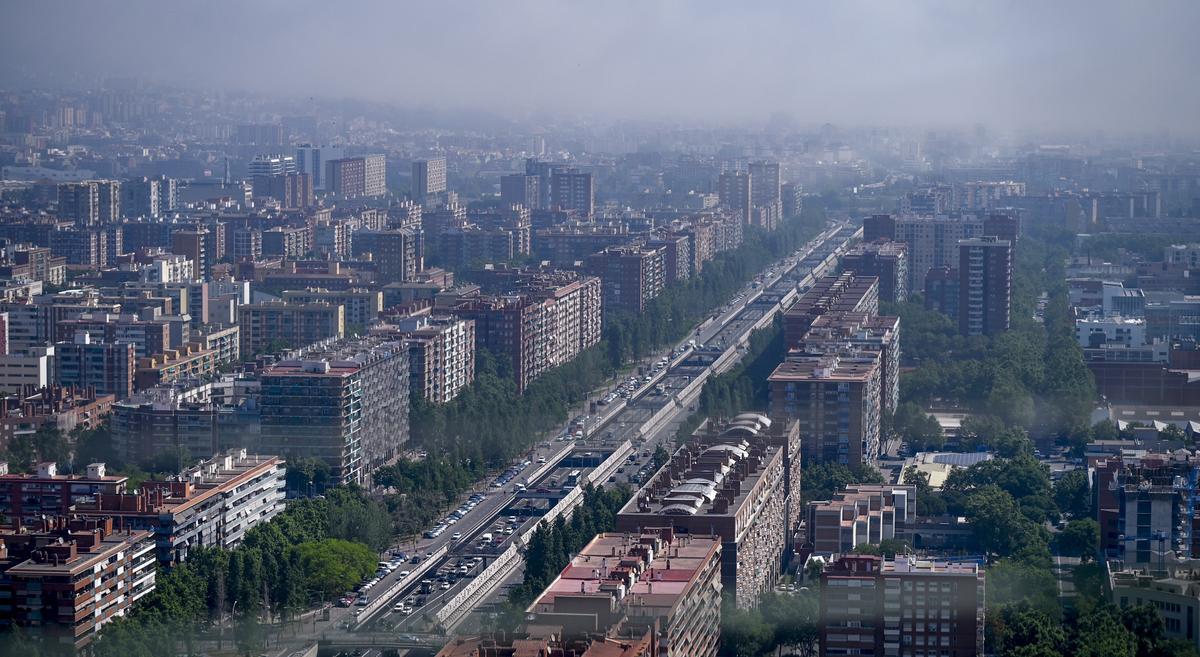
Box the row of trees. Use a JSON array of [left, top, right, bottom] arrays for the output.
[[508, 484, 631, 607], [379, 211, 825, 536], [721, 591, 820, 657], [603, 210, 821, 369], [993, 601, 1198, 657]]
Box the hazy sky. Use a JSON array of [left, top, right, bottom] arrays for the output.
[[3, 0, 1198, 133]]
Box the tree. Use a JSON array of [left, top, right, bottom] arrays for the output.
[[903, 466, 947, 516], [295, 539, 375, 597], [959, 415, 1008, 452], [964, 485, 1047, 559], [802, 462, 885, 503], [720, 602, 774, 657], [892, 402, 945, 451], [1070, 605, 1137, 657], [1057, 519, 1099, 562], [853, 538, 910, 558], [992, 602, 1065, 657], [1158, 424, 1187, 443], [73, 421, 120, 468], [285, 456, 333, 495], [1053, 469, 1091, 519]]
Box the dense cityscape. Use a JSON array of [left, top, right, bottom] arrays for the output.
[[0, 3, 1198, 657]]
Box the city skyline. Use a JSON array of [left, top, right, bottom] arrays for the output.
[[1, 1, 1198, 135]]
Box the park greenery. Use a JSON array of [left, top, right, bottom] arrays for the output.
[[82, 487, 392, 657], [883, 230, 1097, 440]]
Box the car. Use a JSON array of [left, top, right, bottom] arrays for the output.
[[411, 556, 422, 564], [399, 606, 414, 615], [452, 532, 462, 540], [537, 456, 547, 464], [337, 597, 353, 607], [393, 602, 407, 612], [458, 565, 469, 575], [356, 597, 369, 606], [425, 552, 433, 559], [440, 581, 451, 590], [398, 570, 411, 578]]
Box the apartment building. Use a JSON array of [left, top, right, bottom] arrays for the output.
[[769, 353, 882, 468], [1108, 563, 1200, 651], [524, 529, 724, 657], [326, 154, 386, 197], [452, 270, 602, 393], [806, 484, 916, 555], [783, 273, 880, 349], [261, 225, 311, 258], [533, 222, 634, 265], [800, 312, 901, 417], [380, 314, 475, 404], [646, 233, 692, 282], [412, 157, 448, 197], [238, 301, 345, 355], [1094, 451, 1200, 562], [0, 516, 156, 648], [500, 173, 540, 210], [957, 236, 1012, 337], [352, 228, 422, 284], [54, 332, 135, 400], [841, 240, 909, 303], [111, 378, 260, 463], [0, 291, 123, 351], [0, 346, 54, 395], [616, 414, 802, 608], [819, 555, 985, 657], [134, 342, 217, 390], [73, 452, 286, 564], [585, 244, 666, 314], [923, 265, 959, 320], [718, 171, 752, 224], [259, 337, 408, 484], [281, 288, 383, 327], [0, 385, 113, 445], [550, 169, 594, 218]]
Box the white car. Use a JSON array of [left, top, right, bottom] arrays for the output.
[[398, 570, 411, 578], [452, 532, 462, 540]]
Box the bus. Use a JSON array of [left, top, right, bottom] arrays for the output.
[[564, 470, 582, 488]]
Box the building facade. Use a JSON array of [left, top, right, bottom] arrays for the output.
[[819, 555, 985, 657], [259, 338, 408, 484]]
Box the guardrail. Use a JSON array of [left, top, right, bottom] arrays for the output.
[[433, 441, 635, 630], [354, 543, 448, 628]]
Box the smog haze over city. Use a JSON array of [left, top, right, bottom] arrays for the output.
[[2, 2, 1200, 657], [3, 0, 1199, 134]]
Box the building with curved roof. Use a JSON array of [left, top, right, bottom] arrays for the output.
[[615, 414, 801, 607]]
